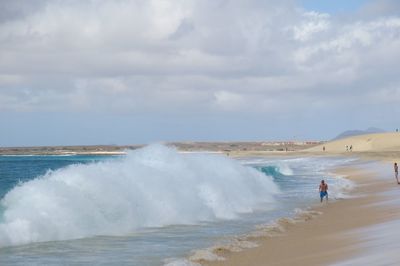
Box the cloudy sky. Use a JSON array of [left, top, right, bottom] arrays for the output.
[[1, 0, 400, 146]]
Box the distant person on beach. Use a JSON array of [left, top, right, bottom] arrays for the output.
[[395, 163, 399, 184], [319, 180, 328, 202], [323, 146, 325, 151]]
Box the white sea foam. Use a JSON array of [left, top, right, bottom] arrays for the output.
[[189, 248, 226, 262], [164, 258, 202, 266], [0, 144, 279, 247], [276, 163, 294, 176], [326, 174, 355, 199], [215, 238, 259, 253]]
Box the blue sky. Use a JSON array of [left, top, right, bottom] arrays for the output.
[[0, 0, 399, 146]]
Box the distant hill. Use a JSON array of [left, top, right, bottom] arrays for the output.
[[332, 127, 386, 140]]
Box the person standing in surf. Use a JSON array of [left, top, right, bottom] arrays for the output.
[[319, 180, 328, 202], [394, 163, 399, 184]]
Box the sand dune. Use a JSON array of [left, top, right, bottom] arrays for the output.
[[307, 132, 400, 153]]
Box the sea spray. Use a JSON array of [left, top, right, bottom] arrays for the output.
[[0, 144, 279, 247]]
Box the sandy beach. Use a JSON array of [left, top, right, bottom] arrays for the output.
[[201, 133, 400, 266], [3, 1, 400, 265], [1, 133, 399, 265]]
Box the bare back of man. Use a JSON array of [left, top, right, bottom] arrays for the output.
[[319, 180, 328, 202]]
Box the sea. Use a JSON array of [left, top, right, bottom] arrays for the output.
[[0, 144, 355, 266]]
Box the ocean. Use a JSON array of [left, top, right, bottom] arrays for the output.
[[0, 145, 354, 265]]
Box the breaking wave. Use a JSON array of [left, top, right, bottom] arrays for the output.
[[0, 144, 279, 247]]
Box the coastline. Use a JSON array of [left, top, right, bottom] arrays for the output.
[[0, 141, 319, 156], [2, 134, 399, 265], [200, 158, 399, 266]]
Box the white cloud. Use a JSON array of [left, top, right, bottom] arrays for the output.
[[0, 0, 399, 122], [290, 11, 330, 42], [214, 90, 245, 111]]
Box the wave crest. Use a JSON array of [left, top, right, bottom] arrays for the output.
[[0, 144, 279, 247]]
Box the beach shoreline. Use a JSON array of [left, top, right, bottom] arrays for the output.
[[2, 133, 399, 265], [198, 156, 399, 266]]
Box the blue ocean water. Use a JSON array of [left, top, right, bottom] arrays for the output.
[[0, 146, 354, 266], [0, 155, 113, 200]]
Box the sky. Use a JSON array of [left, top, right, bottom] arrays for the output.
[[1, 0, 400, 146]]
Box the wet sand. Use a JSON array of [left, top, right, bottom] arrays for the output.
[[203, 159, 400, 266]]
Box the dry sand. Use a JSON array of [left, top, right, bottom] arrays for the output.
[[307, 132, 400, 153], [201, 133, 400, 266]]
